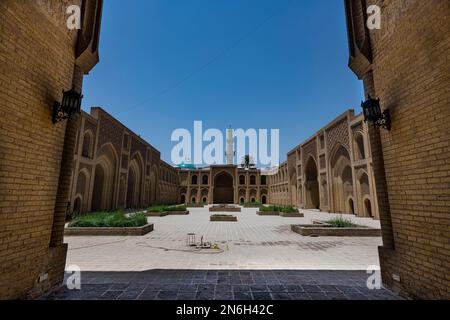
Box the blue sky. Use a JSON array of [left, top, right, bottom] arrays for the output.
[[82, 0, 364, 165]]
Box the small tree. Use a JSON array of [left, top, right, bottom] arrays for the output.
[[241, 155, 256, 169]]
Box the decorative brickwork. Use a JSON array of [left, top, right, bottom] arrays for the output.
[[69, 108, 179, 214]]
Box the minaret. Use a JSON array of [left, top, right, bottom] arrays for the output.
[[226, 126, 234, 165]]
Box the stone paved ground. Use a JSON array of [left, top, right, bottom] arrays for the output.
[[47, 207, 401, 300], [42, 270, 401, 300], [65, 206, 382, 271]]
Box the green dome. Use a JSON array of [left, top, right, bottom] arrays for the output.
[[176, 162, 196, 170]]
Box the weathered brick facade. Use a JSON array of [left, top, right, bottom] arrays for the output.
[[0, 0, 103, 299], [345, 0, 450, 299], [270, 110, 379, 219], [69, 108, 179, 214], [179, 165, 268, 205]]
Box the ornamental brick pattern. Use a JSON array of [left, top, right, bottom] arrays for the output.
[[69, 108, 179, 214], [270, 110, 379, 220]]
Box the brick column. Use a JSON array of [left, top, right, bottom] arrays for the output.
[[363, 72, 395, 250], [49, 66, 84, 247]]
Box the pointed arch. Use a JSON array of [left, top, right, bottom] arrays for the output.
[[304, 156, 320, 209], [330, 144, 354, 213], [91, 143, 117, 211], [213, 171, 234, 204]]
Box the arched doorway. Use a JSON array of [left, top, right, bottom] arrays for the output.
[[305, 157, 320, 209], [180, 194, 186, 204], [73, 197, 82, 215], [92, 163, 106, 211], [290, 174, 297, 207], [348, 198, 355, 214], [261, 195, 267, 204], [91, 144, 117, 212], [364, 198, 373, 217], [213, 171, 234, 204], [330, 145, 354, 213], [126, 161, 141, 208]]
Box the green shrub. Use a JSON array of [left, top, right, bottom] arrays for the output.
[[243, 201, 263, 208], [147, 204, 187, 212], [326, 217, 357, 228], [280, 206, 298, 213], [259, 205, 298, 213], [165, 204, 187, 212], [69, 211, 147, 228]]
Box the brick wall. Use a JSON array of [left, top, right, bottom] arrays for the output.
[[0, 0, 102, 299], [345, 0, 450, 299]]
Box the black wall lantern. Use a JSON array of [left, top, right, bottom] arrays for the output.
[[361, 95, 391, 130], [52, 88, 83, 124]]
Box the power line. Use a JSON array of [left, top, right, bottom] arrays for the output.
[[123, 0, 295, 113]]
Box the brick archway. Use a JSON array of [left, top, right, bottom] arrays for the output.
[[213, 171, 234, 204]]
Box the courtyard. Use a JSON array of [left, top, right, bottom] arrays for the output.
[[40, 206, 403, 300], [65, 206, 382, 271]]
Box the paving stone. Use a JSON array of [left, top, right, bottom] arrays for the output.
[[302, 285, 323, 293], [214, 291, 233, 300], [232, 285, 251, 293], [268, 285, 287, 292], [177, 292, 197, 300], [233, 292, 253, 300], [99, 291, 123, 300], [157, 291, 179, 300], [270, 292, 292, 300], [252, 292, 273, 300]]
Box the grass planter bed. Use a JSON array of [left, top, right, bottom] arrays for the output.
[[257, 211, 280, 216], [279, 212, 304, 218], [258, 205, 302, 217], [209, 205, 241, 212], [210, 214, 238, 222], [65, 224, 154, 236], [187, 203, 205, 208], [291, 218, 380, 237], [147, 205, 189, 216], [243, 202, 263, 208], [166, 210, 190, 215], [65, 212, 153, 236], [146, 211, 168, 217]]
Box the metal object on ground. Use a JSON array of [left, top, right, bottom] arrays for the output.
[[186, 233, 196, 247]]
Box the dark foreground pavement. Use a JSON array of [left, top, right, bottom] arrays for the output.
[[41, 270, 401, 300]]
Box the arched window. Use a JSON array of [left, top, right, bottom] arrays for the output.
[[240, 197, 245, 204], [354, 134, 366, 160], [364, 198, 373, 217], [191, 197, 196, 204], [349, 198, 355, 214], [202, 175, 208, 185], [250, 175, 256, 185], [202, 197, 207, 203], [239, 175, 246, 185], [191, 175, 198, 185], [82, 131, 93, 158], [261, 175, 267, 185]]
